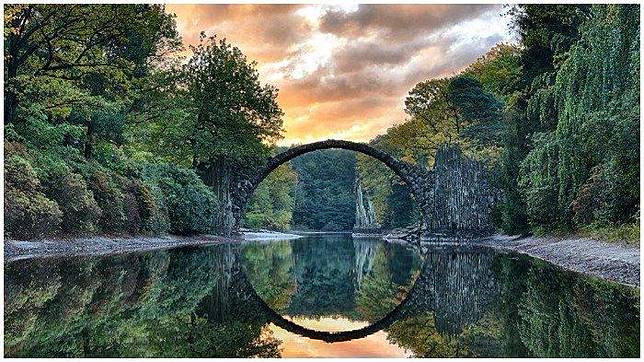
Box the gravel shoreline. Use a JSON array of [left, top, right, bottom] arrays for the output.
[[3, 235, 240, 262], [473, 234, 640, 287], [4, 233, 640, 287]]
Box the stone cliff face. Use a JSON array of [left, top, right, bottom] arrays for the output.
[[354, 181, 381, 231], [419, 145, 499, 236]]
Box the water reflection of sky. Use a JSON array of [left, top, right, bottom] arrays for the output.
[[269, 316, 411, 357]]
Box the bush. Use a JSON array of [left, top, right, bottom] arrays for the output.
[[119, 177, 168, 235], [140, 163, 218, 235], [44, 171, 102, 234], [321, 221, 342, 231], [4, 152, 62, 240], [518, 133, 560, 229], [88, 171, 126, 233]]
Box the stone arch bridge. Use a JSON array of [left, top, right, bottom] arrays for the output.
[[230, 139, 497, 236], [231, 139, 431, 234]]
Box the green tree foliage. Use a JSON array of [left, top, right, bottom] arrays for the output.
[[516, 4, 639, 232], [354, 121, 429, 230], [4, 142, 62, 239], [494, 5, 592, 234], [134, 33, 286, 235], [182, 34, 283, 183], [464, 43, 522, 97], [140, 164, 218, 235], [3, 5, 286, 239], [244, 164, 297, 231], [4, 4, 180, 152], [291, 150, 356, 231]]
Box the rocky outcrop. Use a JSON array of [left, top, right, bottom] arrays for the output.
[[422, 146, 498, 235], [354, 180, 381, 232]]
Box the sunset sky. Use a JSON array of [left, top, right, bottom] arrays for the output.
[[166, 4, 516, 146]]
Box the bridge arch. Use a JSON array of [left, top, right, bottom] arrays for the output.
[[231, 139, 429, 234]]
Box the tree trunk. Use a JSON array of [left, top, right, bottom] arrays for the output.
[[198, 157, 236, 236]]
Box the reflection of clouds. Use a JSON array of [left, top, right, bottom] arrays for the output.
[[167, 5, 515, 145], [269, 317, 411, 357]]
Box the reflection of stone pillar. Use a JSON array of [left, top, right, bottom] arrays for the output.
[[353, 239, 378, 288], [354, 180, 381, 231], [403, 246, 499, 335]]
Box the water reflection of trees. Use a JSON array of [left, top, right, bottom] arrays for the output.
[[242, 236, 423, 322], [4, 242, 638, 358], [4, 245, 280, 357], [385, 247, 639, 358]]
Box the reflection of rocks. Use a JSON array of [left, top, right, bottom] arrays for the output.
[[354, 181, 380, 233], [404, 245, 499, 335], [353, 239, 378, 288]]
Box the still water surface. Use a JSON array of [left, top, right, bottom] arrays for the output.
[[4, 234, 640, 357]]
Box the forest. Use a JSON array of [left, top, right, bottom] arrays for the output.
[[4, 4, 640, 241]]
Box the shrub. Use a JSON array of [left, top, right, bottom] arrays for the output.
[[518, 133, 560, 229], [321, 221, 342, 231], [119, 177, 167, 235], [140, 163, 217, 235], [4, 153, 62, 240], [44, 171, 102, 234], [88, 171, 126, 234]]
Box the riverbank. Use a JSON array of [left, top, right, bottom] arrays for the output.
[[3, 235, 238, 262], [474, 234, 640, 287], [3, 230, 305, 262]]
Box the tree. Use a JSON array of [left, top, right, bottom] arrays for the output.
[[290, 149, 356, 231], [244, 164, 297, 231], [464, 43, 522, 97], [447, 75, 503, 149], [4, 4, 180, 128], [182, 34, 284, 234], [496, 4, 592, 234], [405, 79, 461, 148]]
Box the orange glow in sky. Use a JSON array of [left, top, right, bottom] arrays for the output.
[[166, 5, 515, 145]]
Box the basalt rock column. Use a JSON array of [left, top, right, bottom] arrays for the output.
[[423, 145, 499, 236], [354, 180, 381, 232]]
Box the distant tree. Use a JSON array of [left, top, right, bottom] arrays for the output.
[[244, 164, 297, 231], [291, 150, 356, 231]]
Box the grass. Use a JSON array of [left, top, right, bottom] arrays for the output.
[[578, 222, 640, 244], [530, 222, 640, 245]]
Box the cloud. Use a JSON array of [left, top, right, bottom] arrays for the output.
[[167, 4, 310, 62], [166, 5, 515, 145], [319, 4, 496, 40]]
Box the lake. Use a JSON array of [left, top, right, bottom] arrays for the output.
[[4, 234, 640, 357]]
